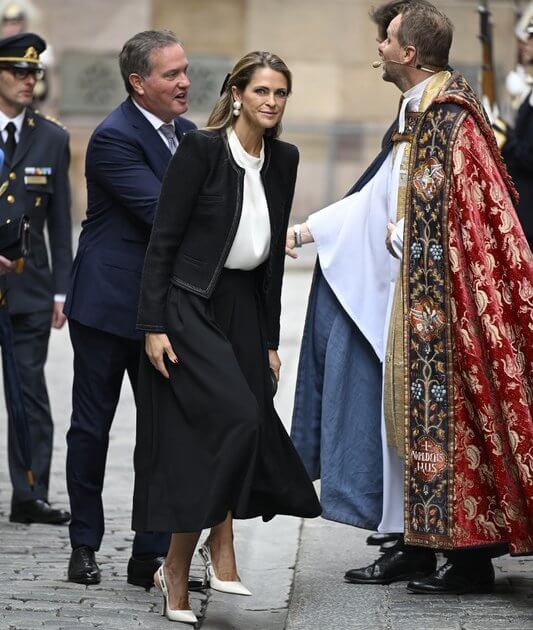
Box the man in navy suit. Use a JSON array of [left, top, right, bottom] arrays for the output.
[[64, 30, 196, 586]]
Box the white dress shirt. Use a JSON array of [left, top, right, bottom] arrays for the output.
[[0, 108, 25, 143], [131, 98, 178, 151], [224, 129, 271, 270]]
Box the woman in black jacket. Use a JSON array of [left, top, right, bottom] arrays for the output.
[[133, 51, 320, 623]]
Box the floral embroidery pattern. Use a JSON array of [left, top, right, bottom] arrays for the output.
[[449, 117, 533, 554], [403, 102, 462, 547], [404, 72, 533, 554]]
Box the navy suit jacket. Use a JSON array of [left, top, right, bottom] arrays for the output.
[[64, 97, 196, 339]]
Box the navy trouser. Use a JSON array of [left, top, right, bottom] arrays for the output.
[[6, 310, 53, 504], [66, 319, 169, 556]]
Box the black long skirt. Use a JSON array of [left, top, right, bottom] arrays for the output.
[[132, 268, 321, 533]]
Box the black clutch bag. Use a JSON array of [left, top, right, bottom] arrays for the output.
[[0, 216, 31, 259]]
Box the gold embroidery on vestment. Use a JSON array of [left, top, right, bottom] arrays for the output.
[[384, 141, 411, 457]]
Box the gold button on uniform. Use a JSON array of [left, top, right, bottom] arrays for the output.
[[8, 172, 16, 181], [7, 194, 15, 204]]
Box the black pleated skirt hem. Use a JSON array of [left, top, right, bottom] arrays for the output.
[[132, 268, 321, 534]]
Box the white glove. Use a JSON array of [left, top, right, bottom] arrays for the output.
[[506, 66, 529, 98]]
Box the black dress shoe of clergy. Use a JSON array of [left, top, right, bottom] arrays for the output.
[[366, 532, 402, 546], [127, 555, 206, 591], [407, 560, 495, 594], [9, 499, 71, 525], [345, 548, 437, 585], [68, 546, 101, 585]]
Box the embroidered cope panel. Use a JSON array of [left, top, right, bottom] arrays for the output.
[[403, 74, 533, 554]]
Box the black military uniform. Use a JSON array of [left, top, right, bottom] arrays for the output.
[[0, 33, 72, 524]]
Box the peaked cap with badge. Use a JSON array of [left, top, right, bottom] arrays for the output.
[[0, 31, 45, 70]]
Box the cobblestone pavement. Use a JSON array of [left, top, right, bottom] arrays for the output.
[[0, 269, 313, 630], [286, 518, 533, 630], [1, 261, 532, 629]]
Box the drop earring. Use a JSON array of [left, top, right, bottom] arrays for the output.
[[233, 100, 241, 117]]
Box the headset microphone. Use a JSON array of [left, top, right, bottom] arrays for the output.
[[371, 59, 438, 74]]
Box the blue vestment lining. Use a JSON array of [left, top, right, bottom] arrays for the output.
[[290, 131, 395, 529]]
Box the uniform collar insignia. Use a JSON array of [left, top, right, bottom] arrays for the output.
[[27, 117, 35, 127]]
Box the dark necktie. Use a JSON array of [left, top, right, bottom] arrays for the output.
[[4, 122, 17, 161]]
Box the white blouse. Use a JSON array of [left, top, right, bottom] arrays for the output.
[[224, 129, 271, 270]]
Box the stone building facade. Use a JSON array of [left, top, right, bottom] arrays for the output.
[[13, 0, 525, 220]]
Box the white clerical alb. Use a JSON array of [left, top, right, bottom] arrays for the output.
[[306, 75, 434, 537], [225, 129, 271, 270]]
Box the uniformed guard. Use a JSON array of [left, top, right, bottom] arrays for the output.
[[0, 32, 72, 524], [0, 2, 50, 103]]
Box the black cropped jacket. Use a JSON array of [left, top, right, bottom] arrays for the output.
[[136, 129, 299, 349]]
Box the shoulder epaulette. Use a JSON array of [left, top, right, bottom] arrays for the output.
[[33, 109, 68, 131]]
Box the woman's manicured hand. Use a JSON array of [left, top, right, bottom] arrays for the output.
[[145, 333, 178, 379]]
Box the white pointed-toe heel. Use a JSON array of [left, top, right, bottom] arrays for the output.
[[154, 565, 198, 624], [198, 543, 252, 596]]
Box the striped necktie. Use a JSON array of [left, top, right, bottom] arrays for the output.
[[159, 123, 178, 154]]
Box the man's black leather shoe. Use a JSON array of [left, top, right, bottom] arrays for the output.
[[10, 499, 70, 525], [407, 560, 495, 594], [366, 532, 402, 546], [68, 546, 101, 585], [345, 548, 437, 584], [127, 555, 205, 591]]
